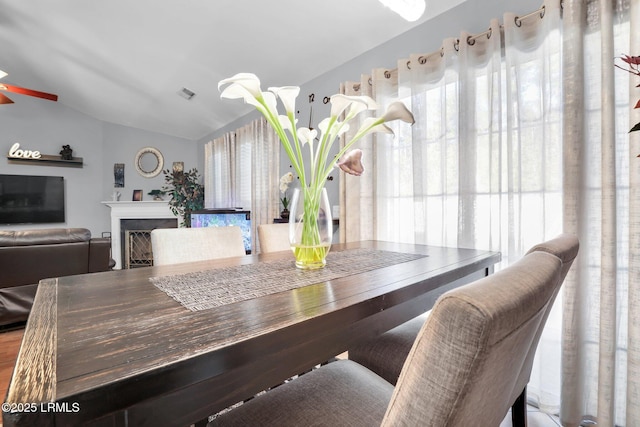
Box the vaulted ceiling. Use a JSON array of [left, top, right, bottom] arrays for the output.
[[0, 0, 459, 140]]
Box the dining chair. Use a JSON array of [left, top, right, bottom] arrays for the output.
[[208, 248, 565, 426], [150, 226, 246, 266], [348, 233, 579, 427], [257, 223, 291, 253]]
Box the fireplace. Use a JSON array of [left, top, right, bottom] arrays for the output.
[[121, 218, 177, 268], [102, 201, 177, 269]]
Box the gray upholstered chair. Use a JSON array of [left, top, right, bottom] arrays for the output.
[[348, 233, 579, 427], [257, 223, 291, 253], [208, 248, 565, 426], [150, 226, 246, 266]]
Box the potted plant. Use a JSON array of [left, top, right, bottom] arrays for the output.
[[147, 189, 165, 201], [279, 172, 294, 219], [162, 168, 204, 227]]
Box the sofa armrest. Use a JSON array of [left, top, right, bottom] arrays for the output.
[[88, 238, 114, 272]]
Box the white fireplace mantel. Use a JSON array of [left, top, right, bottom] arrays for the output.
[[102, 201, 176, 269]]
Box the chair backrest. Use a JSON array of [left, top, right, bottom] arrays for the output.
[[512, 234, 579, 397], [151, 226, 246, 266], [257, 223, 291, 253], [382, 250, 564, 426]]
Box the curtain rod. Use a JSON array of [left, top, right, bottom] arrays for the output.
[[399, 2, 553, 71]]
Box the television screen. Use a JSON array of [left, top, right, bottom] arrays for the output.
[[0, 174, 65, 224], [190, 209, 251, 253]]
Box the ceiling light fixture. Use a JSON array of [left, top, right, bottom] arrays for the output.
[[0, 69, 7, 80], [378, 0, 426, 22]]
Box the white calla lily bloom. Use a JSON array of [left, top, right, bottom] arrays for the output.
[[269, 86, 300, 115], [337, 149, 365, 176], [297, 127, 317, 146], [330, 94, 378, 120], [380, 101, 416, 124], [218, 73, 263, 100]]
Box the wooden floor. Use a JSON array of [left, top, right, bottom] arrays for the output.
[[0, 327, 24, 422]]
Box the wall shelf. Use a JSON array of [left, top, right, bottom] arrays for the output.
[[7, 154, 84, 167]]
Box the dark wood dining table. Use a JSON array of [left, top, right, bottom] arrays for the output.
[[2, 240, 500, 427]]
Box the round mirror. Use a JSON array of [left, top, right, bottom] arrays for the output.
[[134, 147, 164, 178]]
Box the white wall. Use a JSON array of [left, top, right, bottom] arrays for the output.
[[0, 96, 198, 237]]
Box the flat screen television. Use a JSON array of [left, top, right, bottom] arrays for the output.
[[190, 209, 251, 253], [0, 174, 65, 224]]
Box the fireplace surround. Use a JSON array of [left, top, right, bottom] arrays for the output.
[[102, 201, 177, 269]]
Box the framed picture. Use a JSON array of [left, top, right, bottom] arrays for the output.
[[132, 189, 143, 201], [114, 163, 125, 188]]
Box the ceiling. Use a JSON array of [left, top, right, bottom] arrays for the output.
[[0, 0, 459, 141]]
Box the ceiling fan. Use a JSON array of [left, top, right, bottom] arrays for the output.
[[0, 69, 58, 104]]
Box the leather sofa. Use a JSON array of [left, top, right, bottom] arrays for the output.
[[0, 228, 114, 327]]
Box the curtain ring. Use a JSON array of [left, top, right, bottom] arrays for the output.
[[467, 35, 475, 46], [406, 60, 411, 70], [514, 15, 522, 27], [540, 5, 546, 19], [384, 70, 392, 79], [418, 55, 427, 64], [440, 47, 445, 57], [323, 96, 330, 104], [454, 39, 460, 51], [353, 83, 361, 92], [487, 27, 492, 39], [368, 77, 373, 86]]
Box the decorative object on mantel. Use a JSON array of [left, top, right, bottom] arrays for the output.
[[172, 161, 184, 173], [132, 189, 143, 201], [219, 73, 414, 269], [148, 189, 165, 201], [279, 172, 294, 220], [59, 144, 73, 160], [134, 146, 164, 178], [162, 167, 204, 227], [111, 190, 121, 202], [6, 142, 83, 167], [114, 163, 125, 187], [615, 54, 640, 156]]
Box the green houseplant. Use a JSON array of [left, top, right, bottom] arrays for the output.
[[162, 168, 204, 227]]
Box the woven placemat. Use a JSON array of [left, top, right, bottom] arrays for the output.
[[150, 248, 426, 311]]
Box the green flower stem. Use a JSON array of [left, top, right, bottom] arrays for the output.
[[294, 186, 329, 267]]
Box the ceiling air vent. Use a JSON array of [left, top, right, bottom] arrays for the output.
[[178, 87, 195, 100]]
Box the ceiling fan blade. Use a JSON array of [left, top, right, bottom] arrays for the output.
[[0, 83, 58, 101], [0, 93, 14, 104]]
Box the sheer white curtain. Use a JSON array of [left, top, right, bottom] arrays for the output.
[[339, 75, 376, 243], [341, 0, 640, 423], [398, 1, 564, 411], [204, 118, 280, 252], [562, 0, 637, 425]]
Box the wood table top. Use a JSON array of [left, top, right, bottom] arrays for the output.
[[3, 240, 500, 427]]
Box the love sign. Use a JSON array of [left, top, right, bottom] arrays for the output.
[[8, 142, 41, 159]]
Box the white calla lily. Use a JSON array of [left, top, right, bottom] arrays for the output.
[[269, 86, 300, 115], [380, 101, 415, 124], [337, 149, 365, 176], [278, 115, 294, 133], [329, 94, 377, 119], [297, 127, 317, 146], [217, 73, 262, 98]]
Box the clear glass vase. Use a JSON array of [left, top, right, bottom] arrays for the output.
[[289, 187, 333, 269]]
